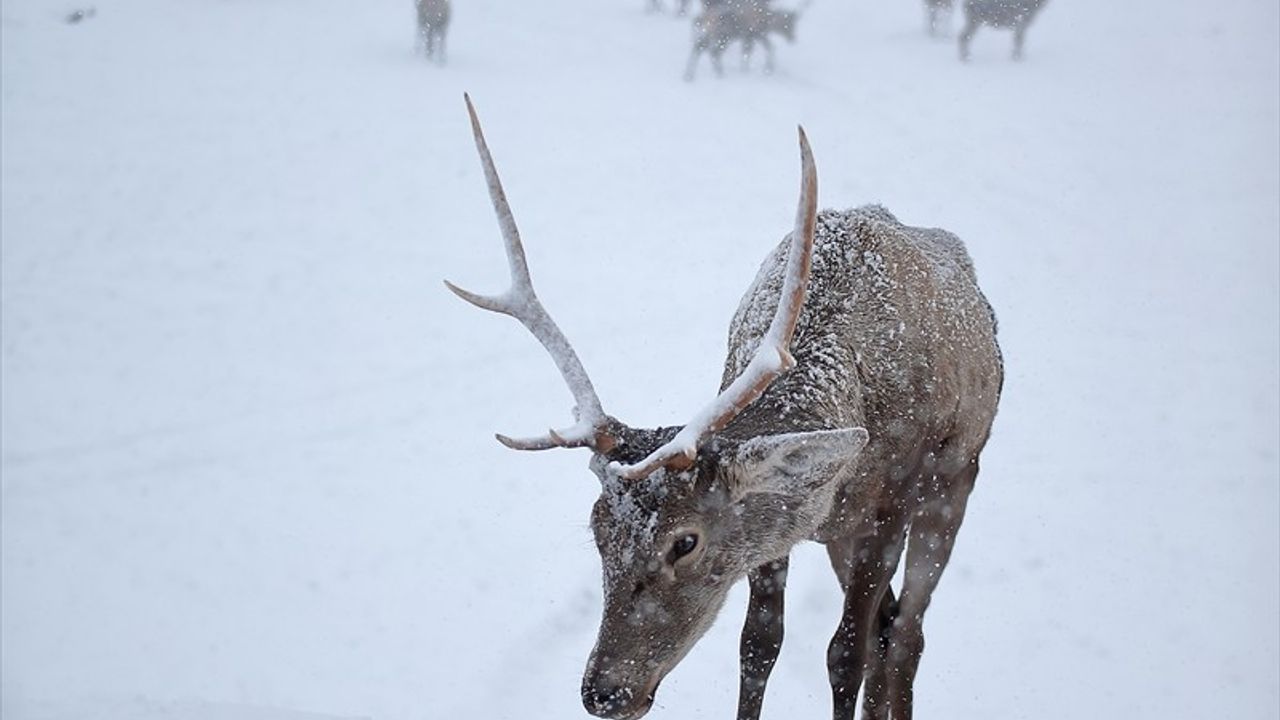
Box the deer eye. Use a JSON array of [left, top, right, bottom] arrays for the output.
[[669, 533, 700, 563]]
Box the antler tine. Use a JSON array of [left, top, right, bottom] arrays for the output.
[[615, 126, 818, 480], [446, 94, 610, 451]]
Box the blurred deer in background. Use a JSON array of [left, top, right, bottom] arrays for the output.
[[415, 0, 451, 65], [684, 1, 802, 81], [647, 0, 693, 15], [924, 0, 953, 37], [448, 95, 1003, 720], [959, 0, 1050, 61], [648, 0, 731, 17]]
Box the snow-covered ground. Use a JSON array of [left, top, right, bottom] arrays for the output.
[[3, 1, 1276, 718]]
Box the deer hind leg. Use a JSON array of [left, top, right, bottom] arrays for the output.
[[737, 556, 790, 720], [826, 514, 907, 720], [885, 460, 978, 719]]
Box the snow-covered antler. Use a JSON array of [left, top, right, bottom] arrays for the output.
[[614, 126, 819, 480], [446, 94, 613, 452]]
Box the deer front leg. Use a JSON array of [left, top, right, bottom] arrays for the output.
[[711, 45, 726, 77], [958, 17, 978, 61], [860, 586, 899, 720], [885, 461, 978, 719], [826, 517, 907, 720], [1012, 23, 1027, 60], [684, 43, 704, 81], [737, 556, 790, 720], [760, 36, 775, 74]]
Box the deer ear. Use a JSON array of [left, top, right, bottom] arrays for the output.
[[727, 428, 869, 497]]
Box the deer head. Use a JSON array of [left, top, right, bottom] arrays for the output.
[[448, 95, 868, 720]]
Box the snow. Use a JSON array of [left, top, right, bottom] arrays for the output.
[[2, 1, 1277, 719]]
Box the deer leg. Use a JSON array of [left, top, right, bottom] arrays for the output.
[[958, 18, 977, 61], [438, 31, 447, 65], [860, 587, 898, 720], [684, 44, 704, 81], [885, 461, 978, 719], [1012, 24, 1026, 60], [826, 516, 907, 720], [737, 556, 790, 720], [760, 36, 775, 74], [741, 38, 754, 71]]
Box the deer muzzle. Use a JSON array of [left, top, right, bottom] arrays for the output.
[[581, 669, 660, 720]]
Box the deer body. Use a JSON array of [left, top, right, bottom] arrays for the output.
[[449, 96, 1002, 720], [718, 206, 1000, 719], [685, 2, 799, 81], [959, 0, 1050, 61]]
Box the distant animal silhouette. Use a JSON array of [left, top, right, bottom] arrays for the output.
[[959, 0, 1049, 61], [65, 6, 96, 24], [925, 0, 953, 37], [415, 0, 451, 65], [685, 1, 800, 81], [648, 0, 732, 16]]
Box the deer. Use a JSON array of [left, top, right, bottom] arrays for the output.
[[924, 0, 953, 38], [648, 0, 727, 17], [684, 1, 801, 81], [958, 0, 1050, 61], [646, 0, 694, 15], [414, 0, 450, 65], [447, 94, 1003, 720]]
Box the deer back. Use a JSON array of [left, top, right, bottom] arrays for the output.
[[720, 205, 1002, 537]]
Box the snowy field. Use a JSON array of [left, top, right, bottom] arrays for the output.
[[3, 0, 1277, 719]]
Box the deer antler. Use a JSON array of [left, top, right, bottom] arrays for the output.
[[446, 94, 613, 451], [614, 126, 819, 480]]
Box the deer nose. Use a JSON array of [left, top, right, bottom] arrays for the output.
[[582, 665, 659, 719], [581, 681, 628, 717]]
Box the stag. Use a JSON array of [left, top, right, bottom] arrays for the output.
[[414, 0, 450, 65], [448, 95, 1003, 720], [958, 0, 1050, 61], [684, 1, 800, 81]]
